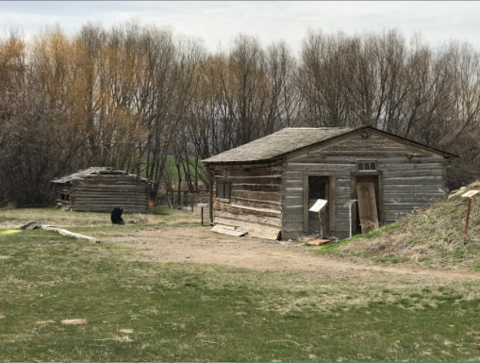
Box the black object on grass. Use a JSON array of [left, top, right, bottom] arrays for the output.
[[111, 207, 125, 225]]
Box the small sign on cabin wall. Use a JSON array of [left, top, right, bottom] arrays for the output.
[[309, 199, 328, 212], [462, 190, 480, 198]]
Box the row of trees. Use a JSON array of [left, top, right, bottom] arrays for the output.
[[1, 23, 479, 206]]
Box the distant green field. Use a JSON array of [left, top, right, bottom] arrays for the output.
[[139, 156, 205, 182]]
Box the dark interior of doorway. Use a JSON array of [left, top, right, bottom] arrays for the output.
[[308, 176, 329, 236]]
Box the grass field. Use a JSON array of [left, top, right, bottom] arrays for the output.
[[1, 208, 480, 361]]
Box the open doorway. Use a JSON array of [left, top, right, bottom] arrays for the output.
[[307, 176, 329, 236]]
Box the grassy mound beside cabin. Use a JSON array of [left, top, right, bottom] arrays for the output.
[[318, 181, 480, 270]]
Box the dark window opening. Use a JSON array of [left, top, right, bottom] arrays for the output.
[[358, 161, 377, 172], [308, 177, 326, 199], [216, 182, 230, 200], [60, 193, 70, 201]]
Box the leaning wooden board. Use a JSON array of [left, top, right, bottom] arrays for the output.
[[356, 183, 379, 234]]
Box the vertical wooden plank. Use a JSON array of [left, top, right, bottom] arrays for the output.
[[377, 171, 385, 226], [350, 171, 357, 234], [209, 168, 214, 224], [318, 211, 323, 238], [356, 183, 379, 234], [329, 175, 336, 231]]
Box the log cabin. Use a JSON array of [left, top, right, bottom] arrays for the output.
[[52, 167, 153, 213], [203, 126, 456, 240]]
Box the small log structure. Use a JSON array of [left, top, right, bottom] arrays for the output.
[[203, 126, 456, 240], [52, 167, 154, 213]]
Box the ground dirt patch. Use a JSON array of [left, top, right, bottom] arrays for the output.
[[99, 226, 480, 285], [61, 319, 86, 325]]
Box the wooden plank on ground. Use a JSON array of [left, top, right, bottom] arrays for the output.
[[41, 225, 100, 243], [211, 225, 248, 237]]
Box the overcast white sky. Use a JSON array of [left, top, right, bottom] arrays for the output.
[[2, 1, 480, 54]]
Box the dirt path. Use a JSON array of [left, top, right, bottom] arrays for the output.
[[97, 226, 480, 284]]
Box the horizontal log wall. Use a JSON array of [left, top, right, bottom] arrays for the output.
[[70, 176, 149, 213], [211, 163, 283, 239], [281, 130, 448, 240]]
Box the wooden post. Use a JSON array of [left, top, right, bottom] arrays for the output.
[[201, 207, 204, 226], [463, 198, 472, 245], [349, 203, 352, 239], [208, 169, 214, 225], [318, 211, 323, 238], [343, 200, 357, 239]]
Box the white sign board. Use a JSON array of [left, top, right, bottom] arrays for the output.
[[462, 190, 480, 198], [309, 199, 328, 212]]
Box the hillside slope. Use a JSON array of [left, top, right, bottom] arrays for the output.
[[319, 181, 480, 270]]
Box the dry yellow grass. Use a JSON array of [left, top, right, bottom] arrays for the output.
[[327, 180, 480, 269], [0, 206, 201, 230]]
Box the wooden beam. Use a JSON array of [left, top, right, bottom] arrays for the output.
[[41, 225, 99, 243], [209, 168, 214, 225]]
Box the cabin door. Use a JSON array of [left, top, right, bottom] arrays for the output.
[[307, 176, 329, 237], [355, 175, 380, 234]]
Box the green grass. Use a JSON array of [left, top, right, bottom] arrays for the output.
[[140, 155, 205, 182], [1, 227, 480, 360], [317, 222, 404, 257]]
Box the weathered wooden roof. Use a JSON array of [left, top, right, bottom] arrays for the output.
[[203, 127, 353, 164], [203, 126, 456, 164], [52, 167, 151, 184]]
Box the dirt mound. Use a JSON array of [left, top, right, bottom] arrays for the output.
[[325, 180, 480, 270]]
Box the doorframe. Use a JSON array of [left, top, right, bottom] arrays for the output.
[[303, 172, 336, 233], [350, 170, 384, 234]]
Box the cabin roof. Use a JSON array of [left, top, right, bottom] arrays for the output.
[[52, 167, 151, 184], [203, 127, 353, 164], [203, 126, 456, 164]]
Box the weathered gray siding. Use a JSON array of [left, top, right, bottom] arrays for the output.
[[70, 175, 149, 213], [281, 130, 448, 240], [210, 162, 283, 239]]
